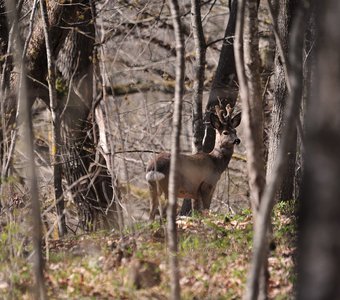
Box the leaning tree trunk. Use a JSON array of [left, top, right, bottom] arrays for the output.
[[202, 0, 239, 153]]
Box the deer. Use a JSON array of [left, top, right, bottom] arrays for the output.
[[145, 103, 241, 220]]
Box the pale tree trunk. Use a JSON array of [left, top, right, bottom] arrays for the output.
[[40, 0, 67, 236], [266, 0, 298, 202], [167, 0, 185, 299], [242, 0, 265, 214], [191, 0, 206, 154], [242, 2, 309, 299], [5, 1, 46, 298], [234, 0, 267, 298], [297, 1, 340, 299], [180, 0, 206, 216]]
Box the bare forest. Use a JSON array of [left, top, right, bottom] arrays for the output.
[[1, 0, 340, 299]]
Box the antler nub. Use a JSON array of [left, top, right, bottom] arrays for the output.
[[226, 104, 234, 118]]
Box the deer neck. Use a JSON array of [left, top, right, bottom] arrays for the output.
[[210, 138, 234, 172]]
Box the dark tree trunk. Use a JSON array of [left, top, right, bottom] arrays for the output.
[[202, 0, 238, 153], [297, 1, 340, 299]]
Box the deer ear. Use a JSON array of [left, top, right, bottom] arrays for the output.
[[210, 113, 222, 130], [231, 112, 241, 128]]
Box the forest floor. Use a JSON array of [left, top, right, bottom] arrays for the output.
[[1, 201, 296, 300]]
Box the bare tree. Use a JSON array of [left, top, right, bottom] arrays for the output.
[[167, 0, 185, 298]]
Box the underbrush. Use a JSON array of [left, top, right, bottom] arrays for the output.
[[0, 201, 296, 299]]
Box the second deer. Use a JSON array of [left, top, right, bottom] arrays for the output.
[[146, 104, 241, 220]]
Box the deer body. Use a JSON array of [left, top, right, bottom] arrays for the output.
[[146, 105, 241, 220]]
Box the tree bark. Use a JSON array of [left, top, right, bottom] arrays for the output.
[[266, 0, 298, 202], [167, 0, 185, 299], [297, 1, 340, 299]]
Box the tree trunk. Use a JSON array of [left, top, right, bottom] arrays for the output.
[[40, 0, 67, 236], [297, 1, 340, 299], [180, 0, 206, 216], [202, 0, 238, 153], [235, 0, 267, 298], [266, 0, 298, 202], [167, 0, 185, 298], [5, 1, 47, 297]]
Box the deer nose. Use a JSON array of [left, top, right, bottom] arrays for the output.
[[233, 138, 241, 145]]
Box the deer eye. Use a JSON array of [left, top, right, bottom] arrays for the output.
[[222, 130, 229, 135]]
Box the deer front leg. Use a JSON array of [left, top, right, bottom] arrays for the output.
[[192, 183, 204, 212], [200, 182, 215, 210], [192, 197, 203, 212]]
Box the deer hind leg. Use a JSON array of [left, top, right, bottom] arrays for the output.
[[149, 182, 160, 221]]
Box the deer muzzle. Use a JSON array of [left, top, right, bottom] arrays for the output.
[[233, 138, 241, 145]]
